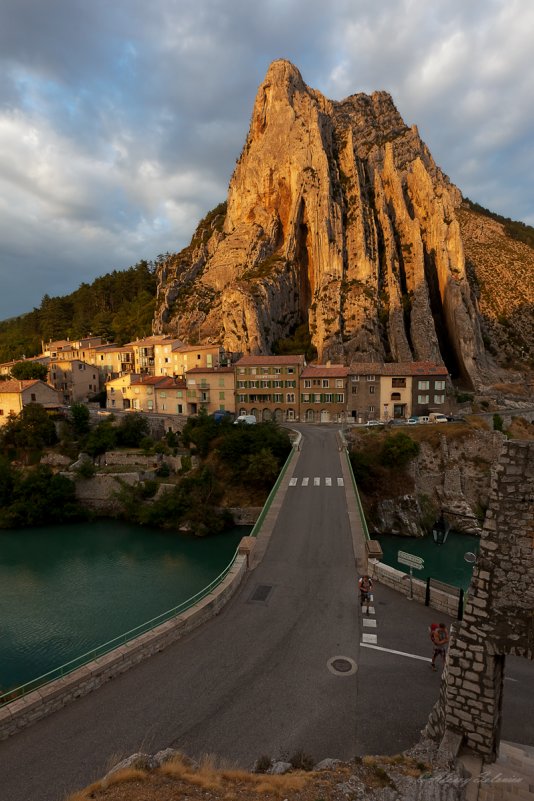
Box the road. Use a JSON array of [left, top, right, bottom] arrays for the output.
[[0, 425, 532, 800]]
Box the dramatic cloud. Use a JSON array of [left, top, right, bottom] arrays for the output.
[[0, 0, 532, 318]]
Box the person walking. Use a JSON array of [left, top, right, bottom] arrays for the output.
[[429, 622, 449, 671], [358, 574, 373, 614]]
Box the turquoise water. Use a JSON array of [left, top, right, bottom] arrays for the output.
[[0, 520, 246, 693], [375, 531, 480, 591]]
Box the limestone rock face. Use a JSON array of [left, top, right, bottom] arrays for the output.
[[154, 59, 488, 387]]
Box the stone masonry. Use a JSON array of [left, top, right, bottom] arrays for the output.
[[424, 440, 534, 760]]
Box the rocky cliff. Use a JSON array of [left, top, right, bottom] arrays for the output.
[[154, 60, 490, 387]]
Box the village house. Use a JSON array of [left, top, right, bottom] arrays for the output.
[[347, 362, 450, 422], [89, 344, 135, 381], [168, 343, 229, 377], [300, 364, 349, 423], [235, 355, 305, 422], [184, 366, 236, 416], [48, 359, 100, 404], [0, 380, 60, 425], [105, 374, 187, 414]]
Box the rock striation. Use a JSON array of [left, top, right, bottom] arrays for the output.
[[154, 60, 489, 388]]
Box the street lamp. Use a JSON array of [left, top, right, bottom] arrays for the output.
[[432, 512, 450, 546]]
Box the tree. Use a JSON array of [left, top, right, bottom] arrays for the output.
[[116, 413, 150, 447], [379, 432, 420, 468], [84, 421, 117, 457], [11, 361, 48, 380], [70, 403, 90, 436]]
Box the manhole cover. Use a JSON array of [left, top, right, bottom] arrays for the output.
[[327, 656, 357, 676], [249, 584, 273, 603]]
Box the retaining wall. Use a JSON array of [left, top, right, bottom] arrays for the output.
[[368, 559, 460, 617], [0, 554, 248, 741]]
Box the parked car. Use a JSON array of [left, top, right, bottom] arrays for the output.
[[234, 414, 257, 425], [429, 413, 448, 424], [365, 420, 383, 427], [407, 417, 418, 425]]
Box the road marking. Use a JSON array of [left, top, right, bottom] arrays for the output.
[[337, 477, 344, 486], [289, 477, 297, 486], [362, 618, 377, 628], [367, 606, 375, 615], [360, 643, 431, 662], [302, 477, 309, 486], [314, 477, 320, 486], [325, 477, 332, 486], [361, 633, 377, 644]]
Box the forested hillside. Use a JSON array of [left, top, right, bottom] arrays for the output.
[[0, 260, 158, 363]]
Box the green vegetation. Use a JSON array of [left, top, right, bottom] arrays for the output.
[[0, 260, 157, 362], [0, 460, 84, 528], [115, 413, 292, 535], [492, 413, 504, 432], [272, 322, 318, 362], [464, 198, 534, 249], [349, 431, 420, 510], [10, 361, 48, 380]]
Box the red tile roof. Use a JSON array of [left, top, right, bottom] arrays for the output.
[[301, 364, 349, 378], [0, 380, 41, 392], [348, 361, 448, 376], [186, 366, 234, 374], [236, 355, 306, 366]]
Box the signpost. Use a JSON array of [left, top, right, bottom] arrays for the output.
[[398, 550, 424, 599]]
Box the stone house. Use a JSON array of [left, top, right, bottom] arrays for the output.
[[300, 364, 348, 423], [347, 365, 382, 423], [184, 367, 236, 416], [106, 374, 187, 414], [168, 343, 229, 377], [48, 359, 100, 404], [235, 355, 305, 422], [408, 362, 450, 416], [0, 380, 60, 425], [89, 345, 135, 381]]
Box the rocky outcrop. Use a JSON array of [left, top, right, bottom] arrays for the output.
[[154, 60, 489, 388]]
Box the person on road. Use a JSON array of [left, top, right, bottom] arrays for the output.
[[358, 574, 373, 614], [429, 622, 449, 671]]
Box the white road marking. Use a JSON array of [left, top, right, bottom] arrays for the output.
[[362, 618, 377, 628], [314, 477, 320, 486], [337, 477, 344, 486], [367, 607, 375, 615], [360, 643, 431, 662], [325, 477, 332, 486], [361, 633, 377, 644], [302, 477, 309, 486], [289, 477, 297, 486]]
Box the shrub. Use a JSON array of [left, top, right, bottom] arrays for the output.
[[379, 432, 420, 468], [289, 750, 315, 771], [493, 413, 504, 432]]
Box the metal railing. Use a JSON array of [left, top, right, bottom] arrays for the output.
[[249, 445, 296, 538], [0, 547, 241, 708], [345, 449, 371, 542]]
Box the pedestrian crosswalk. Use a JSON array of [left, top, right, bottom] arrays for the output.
[[289, 477, 344, 487]]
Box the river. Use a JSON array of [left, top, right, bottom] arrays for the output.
[[0, 520, 245, 693]]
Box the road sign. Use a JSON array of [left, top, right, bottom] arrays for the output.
[[397, 550, 424, 570]]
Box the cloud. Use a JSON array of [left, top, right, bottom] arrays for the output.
[[0, 0, 532, 318]]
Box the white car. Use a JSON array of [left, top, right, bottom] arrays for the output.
[[365, 420, 382, 426]]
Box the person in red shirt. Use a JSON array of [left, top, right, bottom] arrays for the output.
[[358, 574, 373, 614]]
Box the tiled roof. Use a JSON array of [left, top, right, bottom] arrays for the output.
[[154, 377, 187, 389], [186, 366, 234, 374], [0, 379, 41, 392], [173, 343, 220, 352], [93, 345, 133, 353], [348, 361, 448, 376], [301, 364, 349, 378], [236, 355, 306, 366], [128, 335, 176, 347]]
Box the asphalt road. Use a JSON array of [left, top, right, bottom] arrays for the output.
[[1, 425, 532, 801]]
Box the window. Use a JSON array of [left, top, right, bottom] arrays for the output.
[[418, 394, 429, 404], [273, 394, 283, 402], [352, 386, 358, 394], [0, 410, 4, 416], [366, 375, 375, 381], [286, 393, 295, 403], [238, 368, 245, 374], [335, 379, 344, 388], [418, 380, 429, 390], [351, 375, 360, 382], [237, 380, 245, 388], [324, 393, 333, 402], [391, 392, 401, 400], [368, 405, 375, 412], [219, 378, 225, 387], [251, 368, 257, 375], [176, 391, 183, 398], [322, 379, 329, 388], [392, 377, 406, 387], [434, 394, 445, 404], [273, 380, 282, 388], [285, 380, 296, 388], [314, 393, 321, 403], [369, 385, 375, 394], [435, 380, 446, 391], [30, 393, 36, 401], [302, 393, 310, 402], [249, 380, 258, 388], [261, 381, 269, 388], [239, 394, 246, 402], [147, 400, 153, 410], [304, 379, 311, 388], [177, 404, 183, 414], [160, 392, 167, 398], [287, 367, 294, 374], [336, 394, 344, 403], [219, 391, 225, 400]]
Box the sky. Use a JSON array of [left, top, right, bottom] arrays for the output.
[[0, 0, 533, 320]]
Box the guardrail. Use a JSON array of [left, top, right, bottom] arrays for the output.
[[249, 445, 295, 538], [0, 546, 240, 708], [344, 449, 371, 542]]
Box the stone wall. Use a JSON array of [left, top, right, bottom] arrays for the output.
[[424, 440, 534, 760], [0, 552, 249, 740]]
